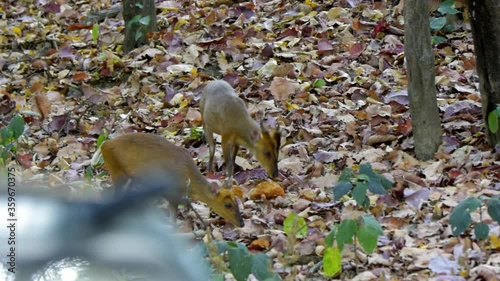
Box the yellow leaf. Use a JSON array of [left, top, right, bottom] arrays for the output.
[[190, 67, 198, 76], [158, 7, 179, 12], [285, 102, 299, 111], [179, 100, 189, 109], [174, 19, 187, 30], [25, 33, 37, 41], [12, 26, 22, 37], [327, 7, 344, 20], [305, 0, 317, 8], [323, 247, 341, 277], [491, 235, 500, 250], [0, 35, 8, 44], [266, 33, 276, 39], [434, 204, 441, 214]]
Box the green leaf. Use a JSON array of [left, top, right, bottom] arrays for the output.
[[251, 253, 270, 279], [5, 143, 14, 153], [361, 215, 383, 235], [338, 168, 354, 182], [449, 197, 482, 235], [333, 181, 352, 200], [487, 197, 500, 223], [323, 247, 342, 277], [479, 195, 491, 201], [135, 31, 143, 41], [129, 15, 141, 26], [0, 128, 11, 145], [488, 110, 499, 133], [251, 253, 280, 281], [352, 181, 368, 207], [458, 197, 482, 213], [215, 240, 228, 255], [380, 176, 393, 190], [367, 180, 387, 195], [336, 219, 357, 250], [284, 213, 308, 238], [97, 52, 107, 61], [313, 79, 326, 88], [189, 127, 204, 140], [92, 23, 99, 42], [450, 205, 472, 236], [358, 163, 375, 178], [430, 17, 447, 31], [96, 134, 107, 148], [496, 106, 500, 116], [211, 274, 224, 281], [358, 225, 379, 254], [474, 223, 489, 240], [438, 0, 460, 15], [358, 164, 392, 192], [139, 16, 151, 26], [432, 35, 447, 45], [84, 166, 93, 180], [356, 174, 370, 182], [325, 228, 336, 248], [228, 243, 252, 281], [135, 2, 144, 8], [8, 115, 25, 139]]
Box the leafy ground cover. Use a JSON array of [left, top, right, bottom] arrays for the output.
[[1, 0, 499, 280]]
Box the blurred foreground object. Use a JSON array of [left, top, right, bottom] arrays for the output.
[[0, 180, 210, 281]]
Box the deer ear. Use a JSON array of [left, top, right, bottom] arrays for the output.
[[251, 127, 260, 142], [274, 130, 281, 152], [260, 120, 269, 133], [209, 181, 220, 195]]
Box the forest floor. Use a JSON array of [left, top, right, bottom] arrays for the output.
[[1, 0, 499, 280]]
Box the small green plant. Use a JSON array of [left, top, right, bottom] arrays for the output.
[[333, 163, 393, 210], [92, 23, 99, 42], [449, 196, 500, 239], [0, 115, 25, 167], [283, 212, 308, 239], [283, 212, 308, 269], [127, 3, 151, 43], [429, 0, 462, 44], [323, 215, 384, 277], [205, 240, 281, 281], [324, 163, 392, 276], [187, 127, 204, 141], [87, 132, 108, 181], [487, 105, 500, 135], [313, 79, 326, 88], [205, 213, 307, 281]]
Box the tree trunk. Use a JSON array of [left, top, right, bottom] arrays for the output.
[[123, 0, 157, 53], [404, 0, 443, 160], [467, 0, 500, 146]]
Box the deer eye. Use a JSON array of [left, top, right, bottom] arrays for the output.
[[224, 202, 232, 208]]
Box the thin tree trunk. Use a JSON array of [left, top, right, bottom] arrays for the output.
[[404, 0, 443, 160]]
